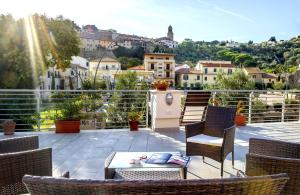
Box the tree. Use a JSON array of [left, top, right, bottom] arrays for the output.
[[107, 72, 149, 128], [0, 14, 80, 89], [215, 69, 255, 90]]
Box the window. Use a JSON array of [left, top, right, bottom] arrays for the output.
[[166, 57, 169, 60], [214, 77, 216, 81], [86, 62, 89, 67], [48, 85, 50, 90], [253, 75, 256, 79], [150, 64, 155, 70], [71, 71, 74, 76], [228, 69, 232, 74], [166, 72, 170, 78], [183, 74, 189, 80], [47, 71, 50, 78], [204, 68, 208, 74], [197, 75, 200, 80], [150, 57, 154, 59], [214, 68, 217, 72], [166, 64, 170, 70], [106, 65, 108, 70], [204, 77, 207, 81], [269, 79, 271, 82]]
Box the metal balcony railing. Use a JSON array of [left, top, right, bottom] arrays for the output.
[[0, 89, 299, 132], [180, 90, 300, 124], [0, 89, 149, 131]]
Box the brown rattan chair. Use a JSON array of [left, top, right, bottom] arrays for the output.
[[0, 135, 39, 154], [22, 173, 288, 195], [0, 148, 53, 195], [245, 138, 300, 195], [185, 106, 236, 177], [0, 136, 67, 195]]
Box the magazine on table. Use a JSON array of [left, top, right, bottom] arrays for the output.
[[145, 153, 190, 166]]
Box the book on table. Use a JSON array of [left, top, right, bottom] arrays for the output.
[[145, 153, 190, 166]]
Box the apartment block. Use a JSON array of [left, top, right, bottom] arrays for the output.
[[144, 53, 176, 86]]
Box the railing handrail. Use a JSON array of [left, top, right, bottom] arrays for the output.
[[0, 89, 300, 93]]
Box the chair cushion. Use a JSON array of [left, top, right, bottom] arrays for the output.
[[187, 134, 223, 146]]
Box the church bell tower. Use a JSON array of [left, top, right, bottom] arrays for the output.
[[167, 25, 174, 41]]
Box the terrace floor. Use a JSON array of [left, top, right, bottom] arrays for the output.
[[1, 122, 300, 180]]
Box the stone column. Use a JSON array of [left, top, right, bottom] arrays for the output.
[[150, 90, 182, 131]]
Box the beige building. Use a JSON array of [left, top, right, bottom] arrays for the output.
[[262, 73, 277, 86], [113, 65, 154, 85], [195, 60, 236, 84], [243, 67, 264, 83], [144, 53, 176, 86], [175, 68, 202, 88], [89, 57, 121, 83]]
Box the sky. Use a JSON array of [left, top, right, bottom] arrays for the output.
[[0, 0, 300, 43]]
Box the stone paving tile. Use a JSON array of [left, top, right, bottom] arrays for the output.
[[1, 122, 299, 180]]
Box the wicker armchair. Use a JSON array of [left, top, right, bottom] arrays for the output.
[[185, 106, 236, 177], [0, 148, 52, 195], [245, 138, 300, 195], [23, 173, 288, 195], [0, 135, 38, 154]]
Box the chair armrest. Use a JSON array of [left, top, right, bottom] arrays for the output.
[[0, 148, 52, 194], [246, 153, 300, 176], [185, 121, 205, 138], [222, 125, 235, 152], [0, 136, 39, 154], [249, 138, 300, 159], [237, 170, 247, 178]]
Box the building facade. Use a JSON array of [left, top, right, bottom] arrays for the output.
[[195, 60, 236, 84], [243, 67, 264, 83], [39, 56, 89, 97], [175, 68, 202, 88], [89, 57, 121, 84], [144, 53, 176, 86]]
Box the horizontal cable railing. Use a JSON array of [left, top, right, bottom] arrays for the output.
[[0, 90, 149, 131], [0, 89, 300, 132], [180, 90, 300, 124]]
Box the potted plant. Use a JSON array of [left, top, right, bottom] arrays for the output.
[[235, 101, 246, 126], [128, 111, 141, 131], [52, 94, 83, 133], [2, 119, 16, 135], [153, 80, 170, 91]]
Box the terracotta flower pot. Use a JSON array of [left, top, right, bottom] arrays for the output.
[[156, 85, 168, 91], [235, 115, 246, 126], [55, 120, 80, 133], [3, 121, 16, 135], [129, 120, 139, 131]]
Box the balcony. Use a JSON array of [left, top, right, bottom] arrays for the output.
[[1, 122, 299, 179], [0, 89, 299, 180]]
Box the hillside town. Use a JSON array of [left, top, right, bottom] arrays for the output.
[[38, 24, 298, 92]]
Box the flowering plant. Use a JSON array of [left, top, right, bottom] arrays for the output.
[[152, 80, 170, 91]]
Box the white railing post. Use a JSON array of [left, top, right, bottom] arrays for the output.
[[281, 91, 287, 122], [248, 91, 253, 124], [212, 91, 217, 105], [36, 90, 41, 131], [146, 91, 149, 128]]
